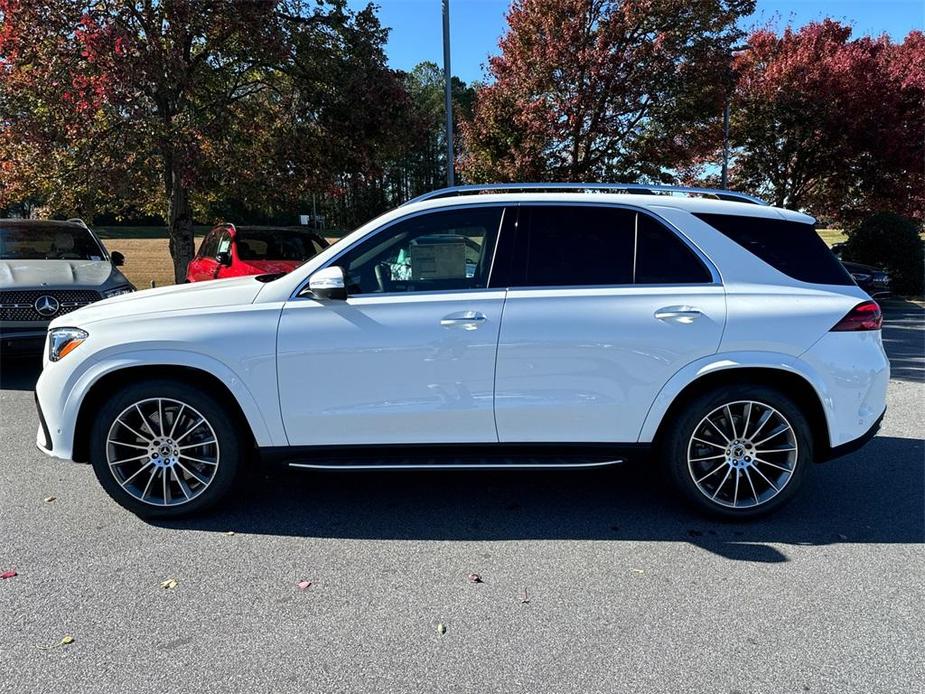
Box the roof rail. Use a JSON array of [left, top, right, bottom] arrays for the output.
[[404, 183, 767, 206], [65, 217, 90, 228]]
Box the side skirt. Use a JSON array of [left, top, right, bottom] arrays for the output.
[[257, 443, 651, 471]]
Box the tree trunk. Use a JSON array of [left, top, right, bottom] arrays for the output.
[[166, 164, 194, 284]]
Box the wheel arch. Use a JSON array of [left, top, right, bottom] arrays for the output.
[[72, 364, 258, 463], [643, 362, 831, 458]]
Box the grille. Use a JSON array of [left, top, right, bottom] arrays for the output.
[[0, 289, 102, 322]]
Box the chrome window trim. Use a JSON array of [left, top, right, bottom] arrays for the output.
[[287, 200, 721, 302]]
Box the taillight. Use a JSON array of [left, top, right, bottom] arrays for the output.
[[831, 301, 882, 331]]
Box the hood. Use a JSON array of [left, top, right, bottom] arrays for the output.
[[50, 275, 265, 328], [0, 259, 117, 288]]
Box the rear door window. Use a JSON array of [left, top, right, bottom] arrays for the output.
[[634, 214, 712, 284], [513, 206, 711, 287], [694, 213, 853, 285], [518, 206, 635, 286]]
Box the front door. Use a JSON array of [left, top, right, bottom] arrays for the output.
[[493, 204, 726, 443], [276, 205, 512, 446]]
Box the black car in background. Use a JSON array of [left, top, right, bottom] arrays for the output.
[[830, 243, 892, 298], [841, 260, 892, 297]]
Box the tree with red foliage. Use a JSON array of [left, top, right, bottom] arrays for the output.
[[460, 0, 754, 183], [0, 0, 406, 281], [726, 21, 924, 222]]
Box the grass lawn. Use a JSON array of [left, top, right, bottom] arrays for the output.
[[817, 228, 847, 247]]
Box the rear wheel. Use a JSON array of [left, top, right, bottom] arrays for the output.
[[662, 385, 812, 519], [89, 379, 244, 518]]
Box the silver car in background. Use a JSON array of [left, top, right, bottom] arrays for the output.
[[0, 219, 134, 353]]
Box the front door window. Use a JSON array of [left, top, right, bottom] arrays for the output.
[[336, 206, 503, 295]]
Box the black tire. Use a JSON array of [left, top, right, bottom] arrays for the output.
[[660, 385, 812, 519], [89, 378, 245, 518]]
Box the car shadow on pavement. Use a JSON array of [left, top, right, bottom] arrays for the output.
[[154, 433, 924, 563]]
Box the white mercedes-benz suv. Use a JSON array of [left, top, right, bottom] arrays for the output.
[[34, 184, 889, 519]]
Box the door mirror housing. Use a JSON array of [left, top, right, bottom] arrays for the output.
[[216, 251, 232, 266], [110, 251, 125, 267], [308, 266, 347, 300]]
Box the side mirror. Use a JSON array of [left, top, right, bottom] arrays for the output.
[[308, 266, 347, 300], [110, 251, 125, 267], [216, 251, 232, 266]]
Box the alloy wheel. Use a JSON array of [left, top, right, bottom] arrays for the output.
[[687, 400, 798, 509], [105, 397, 220, 507]]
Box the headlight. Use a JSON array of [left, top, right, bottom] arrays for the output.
[[48, 328, 88, 362], [103, 285, 134, 298]]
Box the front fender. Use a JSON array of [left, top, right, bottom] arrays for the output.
[[37, 346, 281, 460], [637, 351, 833, 445]]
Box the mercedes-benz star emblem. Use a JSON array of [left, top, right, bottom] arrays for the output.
[[34, 295, 60, 317]]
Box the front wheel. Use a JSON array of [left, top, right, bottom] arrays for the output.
[[661, 386, 813, 519], [89, 379, 244, 518]]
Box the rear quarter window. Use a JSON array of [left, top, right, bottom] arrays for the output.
[[694, 213, 853, 285]]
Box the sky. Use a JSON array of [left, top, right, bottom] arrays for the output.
[[347, 0, 925, 83]]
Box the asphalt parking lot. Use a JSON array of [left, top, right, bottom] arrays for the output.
[[0, 300, 922, 694]]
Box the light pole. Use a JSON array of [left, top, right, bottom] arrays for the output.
[[721, 99, 730, 189], [722, 44, 748, 190], [442, 0, 454, 188]]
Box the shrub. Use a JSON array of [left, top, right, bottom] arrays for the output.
[[842, 212, 924, 295]]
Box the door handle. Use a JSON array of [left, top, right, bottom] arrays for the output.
[[654, 306, 702, 323], [440, 311, 487, 329]]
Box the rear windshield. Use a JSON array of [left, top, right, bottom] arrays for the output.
[[0, 224, 106, 261], [236, 229, 326, 261], [694, 213, 852, 285]]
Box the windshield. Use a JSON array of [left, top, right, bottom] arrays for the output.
[[236, 229, 326, 262], [0, 224, 107, 261]]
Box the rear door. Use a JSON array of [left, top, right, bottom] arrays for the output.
[[493, 204, 726, 443]]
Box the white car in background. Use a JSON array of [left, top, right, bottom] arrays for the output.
[[33, 184, 889, 519]]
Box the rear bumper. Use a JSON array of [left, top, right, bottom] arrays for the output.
[[820, 407, 885, 461], [798, 330, 890, 448]]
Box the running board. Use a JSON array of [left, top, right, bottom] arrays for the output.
[[258, 443, 649, 470], [287, 457, 625, 471]]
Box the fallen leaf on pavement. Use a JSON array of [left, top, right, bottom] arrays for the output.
[[521, 587, 530, 604], [44, 496, 56, 503], [631, 569, 644, 574], [297, 580, 312, 591], [1, 569, 16, 579], [160, 578, 178, 590], [224, 531, 235, 536], [36, 635, 74, 650], [436, 623, 446, 635], [467, 572, 482, 583]]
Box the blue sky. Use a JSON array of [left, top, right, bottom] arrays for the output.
[[348, 0, 925, 83]]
